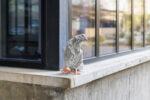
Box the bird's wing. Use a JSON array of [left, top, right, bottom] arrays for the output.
[[64, 44, 75, 63], [71, 53, 82, 69]]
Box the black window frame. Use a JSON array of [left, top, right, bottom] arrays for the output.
[[70, 0, 149, 64], [0, 0, 60, 70], [0, 0, 149, 70]]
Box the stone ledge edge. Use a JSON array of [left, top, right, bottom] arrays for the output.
[[0, 49, 150, 88]]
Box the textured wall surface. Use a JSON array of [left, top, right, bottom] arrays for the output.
[[0, 82, 65, 100], [1, 61, 150, 100], [64, 61, 150, 100]]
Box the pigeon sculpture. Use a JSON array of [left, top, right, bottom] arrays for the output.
[[61, 34, 88, 75]]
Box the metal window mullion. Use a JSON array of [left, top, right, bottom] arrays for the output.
[[30, 0, 32, 35], [15, 0, 18, 35], [143, 0, 146, 47], [24, 0, 29, 54], [69, 0, 72, 38], [5, 0, 9, 57], [45, 0, 60, 70], [40, 0, 46, 66], [131, 0, 134, 49], [116, 0, 119, 52], [95, 0, 99, 57]]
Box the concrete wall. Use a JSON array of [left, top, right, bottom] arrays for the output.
[[1, 61, 150, 100], [0, 81, 65, 100], [64, 61, 150, 100]]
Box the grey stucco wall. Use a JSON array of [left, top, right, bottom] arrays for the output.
[[1, 61, 150, 100]]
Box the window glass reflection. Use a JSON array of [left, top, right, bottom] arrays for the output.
[[119, 0, 131, 52], [145, 0, 150, 46], [134, 0, 144, 49], [1, 0, 41, 60], [72, 0, 95, 58], [99, 0, 116, 56]]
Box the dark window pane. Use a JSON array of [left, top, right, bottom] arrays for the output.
[[0, 0, 2, 57], [134, 0, 144, 49], [99, 0, 116, 56], [145, 0, 150, 46], [72, 0, 95, 59], [119, 0, 132, 52], [0, 0, 41, 60]]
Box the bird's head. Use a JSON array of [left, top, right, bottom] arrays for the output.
[[74, 34, 88, 44]]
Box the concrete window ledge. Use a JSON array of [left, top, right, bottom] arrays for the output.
[[0, 49, 150, 89]]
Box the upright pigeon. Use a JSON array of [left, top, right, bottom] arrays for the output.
[[61, 34, 88, 74]]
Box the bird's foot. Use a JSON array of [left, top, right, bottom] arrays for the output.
[[73, 71, 80, 75], [61, 67, 71, 74], [71, 69, 80, 75]]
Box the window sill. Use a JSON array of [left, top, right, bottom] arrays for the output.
[[0, 49, 150, 88]]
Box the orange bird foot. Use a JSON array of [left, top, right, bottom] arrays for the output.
[[61, 67, 71, 74], [71, 69, 80, 75]]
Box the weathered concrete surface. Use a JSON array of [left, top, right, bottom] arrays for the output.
[[1, 49, 150, 89], [64, 61, 150, 100], [0, 81, 65, 100], [1, 61, 150, 100]]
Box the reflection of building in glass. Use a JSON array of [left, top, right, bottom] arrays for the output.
[[145, 0, 150, 46], [72, 0, 95, 58], [99, 0, 116, 55], [0, 0, 41, 60], [119, 0, 131, 52], [71, 0, 149, 58], [133, 0, 144, 49]]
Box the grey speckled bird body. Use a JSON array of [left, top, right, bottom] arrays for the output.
[[64, 34, 88, 72]]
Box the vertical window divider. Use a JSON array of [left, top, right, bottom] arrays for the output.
[[143, 0, 146, 47], [29, 0, 32, 36], [116, 0, 119, 52], [24, 0, 29, 55], [68, 0, 72, 39], [6, 0, 9, 56], [131, 0, 134, 49], [40, 0, 46, 67], [95, 0, 99, 57], [44, 0, 60, 70], [15, 0, 18, 35], [2, 0, 8, 57]]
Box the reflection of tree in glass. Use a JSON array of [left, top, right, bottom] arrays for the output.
[[72, 0, 95, 58], [133, 0, 144, 48], [119, 0, 131, 51], [99, 0, 116, 55], [145, 0, 150, 46], [146, 34, 150, 45]]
